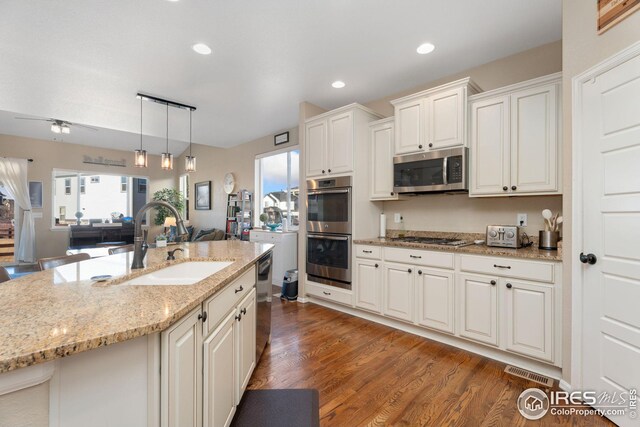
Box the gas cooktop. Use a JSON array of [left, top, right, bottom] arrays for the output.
[[389, 236, 471, 247]]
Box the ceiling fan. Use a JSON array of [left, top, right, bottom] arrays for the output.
[[14, 116, 98, 134]]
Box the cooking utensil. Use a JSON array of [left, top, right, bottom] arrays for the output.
[[542, 209, 552, 231], [550, 212, 559, 231], [555, 216, 563, 231]]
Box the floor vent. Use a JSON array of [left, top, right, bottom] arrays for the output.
[[504, 365, 554, 387]]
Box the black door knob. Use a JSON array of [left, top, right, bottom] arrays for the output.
[[428, 143, 433, 148], [390, 192, 394, 196], [490, 280, 496, 285], [408, 268, 412, 274], [328, 169, 332, 173], [374, 263, 379, 268], [511, 185, 517, 191], [506, 283, 512, 289], [503, 186, 508, 191], [322, 170, 325, 174], [418, 270, 422, 275], [579, 252, 597, 265], [418, 144, 423, 149], [198, 311, 208, 322]]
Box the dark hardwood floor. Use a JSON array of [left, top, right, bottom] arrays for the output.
[[248, 298, 613, 426]]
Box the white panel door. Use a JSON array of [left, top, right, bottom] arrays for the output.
[[161, 307, 202, 427], [327, 112, 353, 175], [236, 289, 256, 404], [305, 120, 327, 177], [504, 279, 553, 362], [428, 87, 464, 150], [383, 263, 413, 322], [416, 268, 455, 334], [469, 96, 510, 196], [394, 99, 424, 154], [370, 121, 397, 200], [458, 273, 498, 346], [355, 259, 382, 313], [510, 84, 558, 193], [580, 49, 640, 426], [203, 311, 236, 427]]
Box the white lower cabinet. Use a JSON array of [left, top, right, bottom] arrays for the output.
[[354, 259, 383, 313], [162, 269, 257, 427], [458, 273, 499, 346], [504, 279, 554, 362], [383, 263, 414, 322], [416, 268, 455, 334]]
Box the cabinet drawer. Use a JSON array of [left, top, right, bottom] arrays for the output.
[[355, 245, 381, 260], [384, 247, 454, 269], [306, 281, 353, 306], [459, 255, 554, 283], [204, 266, 255, 336]]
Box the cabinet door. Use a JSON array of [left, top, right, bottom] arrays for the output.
[[427, 87, 465, 150], [370, 121, 398, 200], [394, 99, 424, 154], [383, 263, 413, 322], [510, 83, 559, 193], [459, 274, 498, 346], [504, 279, 554, 362], [236, 289, 256, 404], [416, 268, 455, 334], [327, 112, 353, 175], [355, 259, 382, 313], [203, 311, 237, 427], [305, 120, 327, 177], [469, 96, 510, 196], [161, 307, 202, 427]]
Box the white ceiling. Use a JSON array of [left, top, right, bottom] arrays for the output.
[[0, 0, 561, 152]]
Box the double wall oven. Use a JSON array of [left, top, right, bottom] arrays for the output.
[[306, 176, 352, 290]]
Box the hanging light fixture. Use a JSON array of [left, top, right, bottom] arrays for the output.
[[161, 103, 174, 170], [134, 96, 148, 167], [185, 109, 196, 172]]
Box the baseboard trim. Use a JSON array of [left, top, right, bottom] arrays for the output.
[[308, 297, 563, 382]]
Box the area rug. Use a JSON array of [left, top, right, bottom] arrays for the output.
[[231, 389, 320, 427]]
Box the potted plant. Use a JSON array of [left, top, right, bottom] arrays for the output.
[[259, 213, 268, 230], [151, 188, 185, 226], [155, 233, 168, 248]]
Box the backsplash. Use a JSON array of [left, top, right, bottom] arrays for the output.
[[381, 194, 562, 236]]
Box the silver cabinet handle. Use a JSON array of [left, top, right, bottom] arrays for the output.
[[308, 234, 349, 241], [443, 156, 448, 185], [307, 189, 350, 195]]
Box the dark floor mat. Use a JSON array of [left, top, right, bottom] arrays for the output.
[[231, 389, 320, 427]]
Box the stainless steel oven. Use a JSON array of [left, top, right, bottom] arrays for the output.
[[306, 233, 352, 290], [393, 147, 468, 193], [306, 176, 352, 234]]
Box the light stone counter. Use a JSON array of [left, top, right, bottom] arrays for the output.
[[0, 240, 273, 374]]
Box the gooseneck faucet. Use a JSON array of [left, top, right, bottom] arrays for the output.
[[131, 201, 188, 269]]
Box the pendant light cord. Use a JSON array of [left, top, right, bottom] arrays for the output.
[[189, 109, 192, 157], [166, 103, 169, 152], [140, 97, 143, 150]]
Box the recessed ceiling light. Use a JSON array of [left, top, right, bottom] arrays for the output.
[[331, 80, 346, 89], [192, 43, 212, 55], [416, 43, 435, 55]]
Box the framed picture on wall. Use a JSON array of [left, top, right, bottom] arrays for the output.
[[195, 181, 211, 210], [274, 131, 289, 146], [598, 0, 640, 33], [28, 181, 43, 209]]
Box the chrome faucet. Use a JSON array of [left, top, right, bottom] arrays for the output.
[[131, 201, 188, 269]]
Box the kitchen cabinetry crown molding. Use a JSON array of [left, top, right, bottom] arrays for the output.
[[304, 102, 383, 123], [468, 72, 562, 102], [390, 77, 482, 106]]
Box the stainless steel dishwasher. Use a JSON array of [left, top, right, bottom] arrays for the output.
[[255, 251, 272, 361]]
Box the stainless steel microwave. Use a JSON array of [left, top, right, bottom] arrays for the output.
[[393, 147, 468, 193]]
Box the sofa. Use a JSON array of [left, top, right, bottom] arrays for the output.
[[168, 225, 225, 243]]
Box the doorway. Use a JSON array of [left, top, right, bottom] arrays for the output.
[[0, 189, 15, 264]]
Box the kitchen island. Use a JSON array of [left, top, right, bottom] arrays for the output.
[[0, 240, 273, 427]]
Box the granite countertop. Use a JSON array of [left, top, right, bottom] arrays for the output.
[[355, 230, 562, 262], [0, 241, 273, 374]]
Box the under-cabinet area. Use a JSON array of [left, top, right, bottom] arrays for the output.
[[309, 243, 562, 376]]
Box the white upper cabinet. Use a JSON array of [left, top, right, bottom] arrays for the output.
[[469, 73, 561, 197], [391, 78, 479, 155], [369, 118, 398, 200], [305, 104, 382, 178]]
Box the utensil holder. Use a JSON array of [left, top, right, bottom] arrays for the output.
[[539, 231, 560, 250]]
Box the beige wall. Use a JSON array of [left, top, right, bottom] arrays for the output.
[[372, 41, 563, 236], [0, 134, 174, 258], [0, 381, 48, 427], [175, 127, 299, 231], [561, 0, 640, 384]]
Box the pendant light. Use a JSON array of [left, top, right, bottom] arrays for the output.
[[134, 96, 148, 167], [161, 103, 174, 170], [185, 109, 196, 172]]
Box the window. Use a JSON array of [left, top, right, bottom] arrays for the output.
[[255, 148, 299, 229], [52, 171, 148, 227], [179, 174, 189, 220]]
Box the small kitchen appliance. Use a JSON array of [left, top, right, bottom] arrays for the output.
[[486, 225, 522, 248]]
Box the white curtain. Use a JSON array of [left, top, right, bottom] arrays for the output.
[[0, 158, 35, 262]]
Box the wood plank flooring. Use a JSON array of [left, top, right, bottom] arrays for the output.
[[248, 299, 613, 426]]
